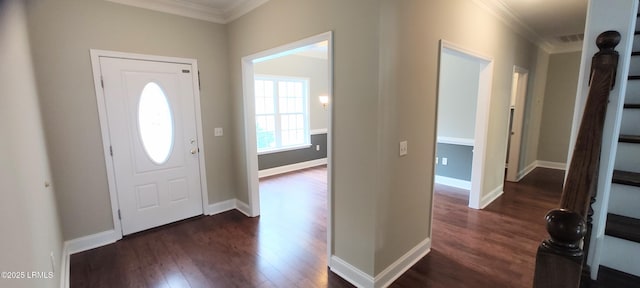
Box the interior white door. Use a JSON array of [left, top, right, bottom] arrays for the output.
[[100, 57, 203, 235], [506, 69, 529, 182]]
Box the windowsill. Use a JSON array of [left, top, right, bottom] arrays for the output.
[[258, 144, 312, 155]]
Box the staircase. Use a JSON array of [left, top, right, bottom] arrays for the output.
[[594, 20, 640, 287]]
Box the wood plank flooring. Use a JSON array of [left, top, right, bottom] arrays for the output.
[[70, 166, 563, 288]]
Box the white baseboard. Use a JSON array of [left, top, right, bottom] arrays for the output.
[[235, 199, 252, 217], [536, 160, 567, 170], [479, 185, 504, 209], [517, 161, 538, 181], [65, 229, 119, 255], [205, 199, 236, 215], [60, 244, 69, 288], [330, 256, 375, 288], [374, 238, 431, 288], [258, 158, 327, 178], [434, 175, 471, 190], [61, 229, 119, 288]]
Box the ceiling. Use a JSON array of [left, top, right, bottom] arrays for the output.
[[107, 0, 588, 53], [475, 0, 588, 52]]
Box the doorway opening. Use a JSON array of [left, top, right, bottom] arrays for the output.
[[434, 41, 494, 209], [505, 66, 529, 182], [241, 32, 333, 260]]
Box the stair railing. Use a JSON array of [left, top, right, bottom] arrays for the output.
[[532, 30, 620, 288]]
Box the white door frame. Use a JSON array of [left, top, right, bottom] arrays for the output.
[[241, 31, 334, 260], [90, 49, 209, 240], [505, 66, 529, 182], [437, 40, 494, 209]]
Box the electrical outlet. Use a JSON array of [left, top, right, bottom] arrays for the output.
[[316, 145, 320, 151], [214, 127, 223, 136], [442, 157, 448, 165], [399, 141, 408, 156], [50, 251, 55, 273]]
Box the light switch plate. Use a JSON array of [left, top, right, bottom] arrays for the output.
[[399, 141, 408, 156], [214, 127, 223, 136]]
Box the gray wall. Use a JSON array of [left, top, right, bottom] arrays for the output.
[[435, 144, 473, 181], [538, 51, 582, 163], [438, 49, 480, 140], [0, 1, 63, 287], [26, 0, 234, 240], [258, 133, 327, 170]]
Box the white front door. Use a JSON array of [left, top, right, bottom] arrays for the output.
[[100, 57, 203, 235]]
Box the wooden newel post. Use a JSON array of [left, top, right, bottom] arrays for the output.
[[533, 31, 620, 288]]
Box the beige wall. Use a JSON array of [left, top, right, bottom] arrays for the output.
[[538, 51, 582, 163], [375, 0, 542, 273], [227, 0, 381, 274], [0, 1, 63, 287], [25, 0, 234, 240], [253, 54, 329, 131], [520, 48, 550, 172]]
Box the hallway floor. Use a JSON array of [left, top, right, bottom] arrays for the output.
[[70, 166, 563, 287]]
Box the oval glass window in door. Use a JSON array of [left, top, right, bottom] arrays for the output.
[[138, 82, 174, 164]]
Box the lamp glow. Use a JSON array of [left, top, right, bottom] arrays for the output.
[[319, 95, 329, 108]]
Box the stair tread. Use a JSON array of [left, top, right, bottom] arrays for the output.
[[597, 266, 640, 287], [605, 213, 640, 243], [613, 170, 640, 187], [620, 134, 640, 143], [625, 103, 640, 109]]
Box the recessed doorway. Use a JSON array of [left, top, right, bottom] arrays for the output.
[[241, 32, 334, 260]]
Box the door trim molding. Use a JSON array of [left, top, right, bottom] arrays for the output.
[[437, 40, 495, 210], [89, 49, 209, 240]]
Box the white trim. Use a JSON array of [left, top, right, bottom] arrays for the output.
[[439, 40, 494, 211], [65, 230, 120, 255], [434, 175, 471, 190], [257, 144, 312, 155], [310, 128, 328, 135], [374, 238, 431, 288], [469, 0, 553, 53], [242, 32, 334, 260], [104, 0, 269, 24], [90, 49, 209, 239], [479, 185, 504, 209], [60, 245, 69, 288], [235, 200, 252, 217], [258, 158, 327, 178], [505, 66, 529, 182], [205, 199, 236, 215], [517, 161, 538, 181], [536, 160, 567, 170], [436, 136, 474, 146], [223, 0, 270, 23], [329, 256, 374, 288]]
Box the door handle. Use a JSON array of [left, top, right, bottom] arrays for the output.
[[191, 148, 198, 155]]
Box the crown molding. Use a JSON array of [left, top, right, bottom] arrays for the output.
[[105, 0, 269, 24], [223, 0, 270, 23], [469, 0, 569, 54]]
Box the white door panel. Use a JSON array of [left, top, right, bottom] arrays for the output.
[[100, 57, 203, 235]]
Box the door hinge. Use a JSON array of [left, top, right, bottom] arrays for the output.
[[109, 146, 113, 156], [117, 209, 121, 220], [101, 76, 104, 88]]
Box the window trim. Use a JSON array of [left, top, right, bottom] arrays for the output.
[[254, 74, 310, 153]]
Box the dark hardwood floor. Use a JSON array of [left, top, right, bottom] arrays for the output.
[[70, 166, 563, 288]]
